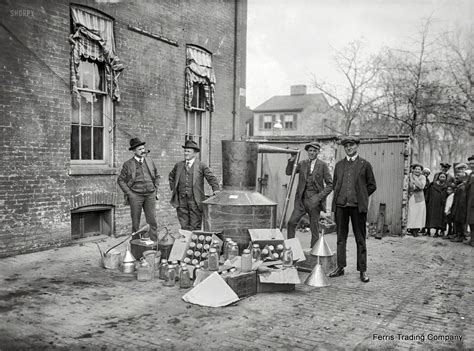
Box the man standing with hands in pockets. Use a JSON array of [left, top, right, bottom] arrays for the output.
[[329, 136, 376, 283], [117, 137, 160, 241]]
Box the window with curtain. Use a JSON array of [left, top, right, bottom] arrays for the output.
[[184, 45, 215, 163], [70, 6, 124, 165], [283, 114, 297, 130]]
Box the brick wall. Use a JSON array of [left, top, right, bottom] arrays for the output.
[[0, 0, 247, 257]]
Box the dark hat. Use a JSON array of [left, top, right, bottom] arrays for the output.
[[340, 136, 360, 146], [440, 162, 451, 168], [468, 155, 474, 161], [304, 142, 321, 151], [129, 137, 146, 150], [182, 139, 200, 152]]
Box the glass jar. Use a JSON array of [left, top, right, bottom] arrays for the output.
[[205, 236, 213, 243], [223, 238, 232, 260], [282, 247, 294, 267], [137, 258, 153, 282], [241, 249, 252, 272], [198, 235, 205, 242], [192, 264, 201, 280], [227, 243, 239, 261], [191, 234, 198, 242], [251, 244, 261, 261], [163, 264, 176, 286], [179, 266, 192, 288], [208, 248, 219, 271], [158, 259, 168, 280]]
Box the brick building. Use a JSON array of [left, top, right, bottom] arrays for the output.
[[0, 0, 247, 257], [252, 85, 344, 137]]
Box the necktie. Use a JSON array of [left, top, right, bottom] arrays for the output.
[[186, 161, 191, 171]]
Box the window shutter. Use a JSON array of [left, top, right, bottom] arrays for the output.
[[259, 115, 264, 130], [294, 114, 297, 130]]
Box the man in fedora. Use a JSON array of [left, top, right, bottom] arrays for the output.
[[329, 136, 376, 283], [285, 141, 333, 248], [117, 138, 160, 241], [169, 140, 220, 231]]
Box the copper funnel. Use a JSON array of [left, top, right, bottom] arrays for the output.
[[304, 263, 330, 287], [310, 235, 333, 257]]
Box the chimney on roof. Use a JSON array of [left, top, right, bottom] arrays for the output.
[[290, 85, 307, 95]]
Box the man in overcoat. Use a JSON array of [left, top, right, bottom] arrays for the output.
[[169, 140, 220, 231], [329, 136, 376, 283], [117, 138, 160, 240], [285, 141, 333, 248], [465, 155, 474, 246]]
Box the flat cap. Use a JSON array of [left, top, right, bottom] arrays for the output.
[[304, 142, 321, 151], [340, 136, 360, 146], [455, 162, 468, 170], [410, 163, 424, 170]]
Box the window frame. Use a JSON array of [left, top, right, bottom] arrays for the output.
[[185, 82, 210, 164]]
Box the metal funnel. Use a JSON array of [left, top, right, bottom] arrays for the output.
[[304, 263, 330, 287], [122, 244, 136, 263], [310, 235, 333, 257]]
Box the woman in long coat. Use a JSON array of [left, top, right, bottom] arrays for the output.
[[407, 164, 426, 237], [425, 172, 448, 237]]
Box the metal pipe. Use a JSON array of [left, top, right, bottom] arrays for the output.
[[231, 0, 238, 141], [258, 144, 299, 154], [279, 150, 301, 231]]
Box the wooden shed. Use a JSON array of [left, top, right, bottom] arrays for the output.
[[249, 135, 410, 236]]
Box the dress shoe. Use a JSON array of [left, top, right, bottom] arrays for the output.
[[360, 271, 370, 283], [328, 267, 344, 278]]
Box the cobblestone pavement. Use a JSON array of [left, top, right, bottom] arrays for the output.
[[0, 231, 472, 350]]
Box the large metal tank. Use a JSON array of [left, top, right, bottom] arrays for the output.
[[202, 141, 277, 250]]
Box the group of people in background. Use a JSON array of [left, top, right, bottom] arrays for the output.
[[407, 156, 474, 246]]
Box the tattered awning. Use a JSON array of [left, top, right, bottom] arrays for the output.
[[70, 6, 124, 103], [185, 46, 216, 112]]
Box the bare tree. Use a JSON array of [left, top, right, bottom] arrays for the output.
[[311, 39, 381, 134]]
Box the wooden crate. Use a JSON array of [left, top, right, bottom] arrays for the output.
[[224, 271, 257, 298]]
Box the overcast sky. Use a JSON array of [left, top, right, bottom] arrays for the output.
[[246, 0, 473, 109]]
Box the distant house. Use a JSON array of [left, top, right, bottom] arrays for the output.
[[252, 85, 344, 136]]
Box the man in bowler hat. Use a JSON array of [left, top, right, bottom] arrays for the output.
[[329, 136, 376, 283], [286, 141, 333, 248], [169, 140, 220, 231], [117, 138, 160, 240]]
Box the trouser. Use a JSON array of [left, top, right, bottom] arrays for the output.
[[335, 206, 367, 272], [177, 194, 202, 231], [454, 221, 465, 238], [128, 191, 158, 241], [287, 196, 321, 248]]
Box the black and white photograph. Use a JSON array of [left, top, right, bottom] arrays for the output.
[[0, 0, 473, 349]]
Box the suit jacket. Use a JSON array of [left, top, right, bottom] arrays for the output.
[[331, 156, 376, 213], [286, 158, 333, 211], [466, 173, 474, 224], [117, 157, 161, 203], [169, 160, 219, 210]]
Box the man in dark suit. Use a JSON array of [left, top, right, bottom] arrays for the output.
[[465, 155, 474, 246], [329, 136, 376, 283], [169, 140, 220, 231], [117, 138, 160, 241], [286, 142, 333, 248]]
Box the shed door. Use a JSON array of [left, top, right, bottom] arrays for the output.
[[336, 141, 406, 235]]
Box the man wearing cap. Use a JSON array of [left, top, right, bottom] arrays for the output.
[[329, 136, 376, 283], [118, 138, 160, 241], [465, 155, 474, 246], [285, 141, 333, 248], [169, 140, 220, 231]]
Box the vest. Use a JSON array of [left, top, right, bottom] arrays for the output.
[[130, 159, 155, 194], [304, 162, 319, 197], [178, 163, 194, 197], [336, 158, 358, 207]]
